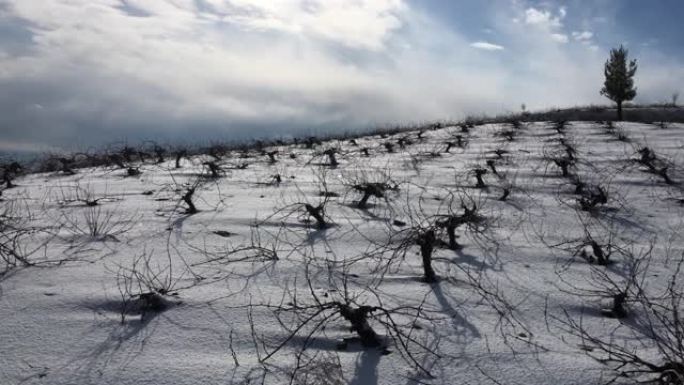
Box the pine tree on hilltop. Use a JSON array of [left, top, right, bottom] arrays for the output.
[[601, 45, 637, 121]]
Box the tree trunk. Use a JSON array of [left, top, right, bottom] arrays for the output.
[[339, 305, 381, 347], [305, 204, 326, 229], [357, 192, 371, 209], [446, 225, 462, 250], [183, 188, 197, 214], [175, 151, 185, 168], [418, 230, 437, 283], [617, 101, 623, 121]]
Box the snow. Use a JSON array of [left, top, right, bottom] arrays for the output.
[[1, 121, 683, 384]]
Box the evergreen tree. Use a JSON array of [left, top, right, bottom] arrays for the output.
[[601, 45, 637, 121]]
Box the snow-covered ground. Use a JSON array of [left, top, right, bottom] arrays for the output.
[[1, 121, 684, 385]]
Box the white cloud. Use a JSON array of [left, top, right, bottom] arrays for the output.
[[551, 33, 569, 43], [521, 7, 571, 45], [559, 6, 567, 19], [470, 41, 504, 51], [215, 0, 406, 51], [0, 0, 681, 148], [572, 31, 594, 41], [524, 7, 562, 28], [0, 0, 513, 146]]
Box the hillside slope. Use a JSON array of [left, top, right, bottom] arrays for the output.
[[1, 121, 684, 385]]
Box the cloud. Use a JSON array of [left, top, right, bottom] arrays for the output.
[[521, 6, 570, 44], [210, 0, 406, 51], [0, 0, 514, 148], [517, 6, 597, 48], [551, 33, 569, 43], [0, 139, 58, 154], [572, 31, 594, 41], [470, 41, 504, 51], [570, 30, 597, 50], [524, 7, 563, 28], [0, 0, 682, 150]]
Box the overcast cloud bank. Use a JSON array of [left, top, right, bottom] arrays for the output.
[[0, 0, 682, 150]]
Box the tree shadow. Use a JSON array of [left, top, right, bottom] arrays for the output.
[[349, 349, 382, 385], [431, 281, 481, 340], [450, 248, 492, 271], [305, 226, 337, 245], [170, 213, 193, 236], [285, 335, 341, 352], [61, 308, 168, 383]]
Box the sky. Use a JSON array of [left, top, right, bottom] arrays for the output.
[[0, 0, 683, 152]]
